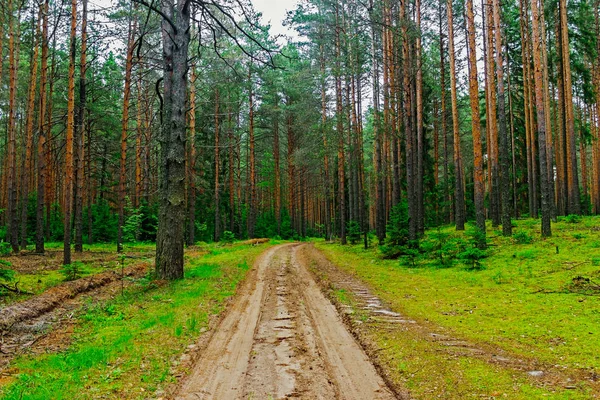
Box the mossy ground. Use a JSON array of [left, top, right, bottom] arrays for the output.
[[0, 242, 272, 399], [315, 216, 600, 399]]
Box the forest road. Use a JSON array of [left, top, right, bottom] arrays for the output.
[[175, 243, 396, 400]]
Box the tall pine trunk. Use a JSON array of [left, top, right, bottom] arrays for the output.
[[466, 0, 487, 245], [155, 0, 190, 279], [447, 0, 466, 230]]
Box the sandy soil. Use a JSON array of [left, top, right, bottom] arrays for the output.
[[175, 244, 396, 400]]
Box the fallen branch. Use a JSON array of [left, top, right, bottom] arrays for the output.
[[0, 282, 33, 295]]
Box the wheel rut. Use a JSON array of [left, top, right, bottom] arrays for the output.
[[175, 244, 396, 400]]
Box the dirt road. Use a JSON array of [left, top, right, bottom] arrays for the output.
[[175, 244, 396, 400]]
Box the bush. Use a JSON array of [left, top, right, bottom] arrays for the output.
[[565, 214, 582, 224], [221, 231, 235, 244], [0, 260, 14, 282], [347, 220, 361, 245], [0, 241, 11, 256], [381, 201, 412, 259], [512, 231, 533, 244], [123, 198, 142, 242], [60, 261, 86, 281], [424, 231, 463, 268], [459, 247, 488, 270], [0, 262, 15, 296]]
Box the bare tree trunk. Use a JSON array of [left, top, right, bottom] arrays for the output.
[[74, 0, 88, 253], [416, 0, 424, 235], [63, 0, 77, 265], [187, 68, 197, 245], [466, 0, 487, 245], [492, 0, 512, 235], [530, 0, 552, 236], [21, 10, 41, 249], [6, 0, 21, 253], [558, 0, 581, 215], [155, 0, 190, 279], [214, 88, 221, 242], [447, 0, 466, 230], [36, 0, 50, 253], [274, 96, 281, 236], [248, 64, 257, 239], [335, 5, 346, 245]]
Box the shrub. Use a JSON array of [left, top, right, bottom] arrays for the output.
[[0, 261, 15, 282], [381, 201, 413, 259], [0, 241, 11, 256], [425, 231, 461, 268], [565, 214, 582, 224], [60, 261, 86, 281], [221, 231, 235, 244], [512, 231, 533, 244], [459, 247, 488, 270], [347, 220, 361, 245], [123, 198, 143, 242]]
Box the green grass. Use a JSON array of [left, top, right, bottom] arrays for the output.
[[315, 216, 600, 399], [0, 242, 270, 400]]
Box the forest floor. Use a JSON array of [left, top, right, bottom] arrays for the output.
[[0, 242, 270, 399], [314, 216, 600, 399], [0, 217, 599, 399]]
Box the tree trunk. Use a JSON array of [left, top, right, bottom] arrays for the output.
[[155, 0, 190, 280], [530, 0, 552, 236], [492, 0, 512, 235], [187, 68, 197, 245], [74, 0, 88, 253], [447, 0, 466, 230], [118, 19, 136, 252], [36, 0, 50, 253], [64, 0, 77, 265], [21, 10, 41, 250], [558, 0, 581, 215], [466, 0, 487, 245], [214, 88, 221, 242], [248, 64, 257, 239], [274, 96, 281, 236]]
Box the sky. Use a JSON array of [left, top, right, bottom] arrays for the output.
[[252, 0, 300, 40]]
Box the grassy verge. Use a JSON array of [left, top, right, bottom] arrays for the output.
[[314, 216, 600, 399], [0, 242, 271, 400]]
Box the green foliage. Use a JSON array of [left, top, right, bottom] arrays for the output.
[[0, 263, 15, 282], [573, 233, 586, 240], [400, 248, 420, 268], [91, 199, 118, 243], [422, 231, 464, 268], [221, 231, 235, 244], [458, 247, 488, 270], [512, 230, 533, 244], [381, 201, 410, 259], [123, 198, 142, 243], [0, 241, 11, 256], [48, 203, 64, 242], [565, 214, 582, 224], [60, 262, 86, 281], [346, 220, 361, 245]]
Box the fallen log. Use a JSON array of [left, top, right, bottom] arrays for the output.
[[0, 264, 147, 331]]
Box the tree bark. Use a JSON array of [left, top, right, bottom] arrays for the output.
[[21, 10, 41, 249], [36, 0, 50, 253], [74, 0, 88, 252], [530, 0, 552, 236], [492, 0, 512, 235], [447, 0, 466, 230], [118, 19, 136, 253], [155, 0, 190, 279], [63, 0, 77, 265], [466, 0, 487, 245]]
